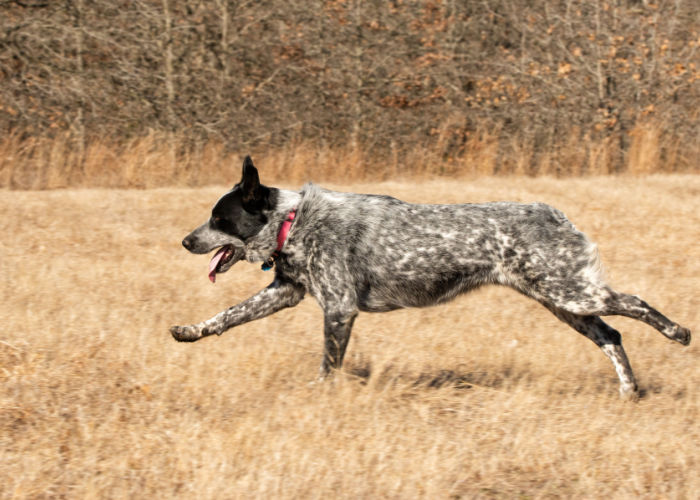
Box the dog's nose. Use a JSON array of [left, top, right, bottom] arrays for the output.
[[182, 236, 193, 251]]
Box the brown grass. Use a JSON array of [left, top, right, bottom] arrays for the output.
[[1, 122, 697, 189], [1, 176, 698, 498]]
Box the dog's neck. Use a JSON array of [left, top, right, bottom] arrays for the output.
[[274, 188, 302, 213], [244, 188, 301, 263]]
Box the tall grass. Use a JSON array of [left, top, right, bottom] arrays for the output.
[[1, 122, 696, 189]]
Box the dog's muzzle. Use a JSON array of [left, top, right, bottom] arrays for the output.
[[181, 221, 246, 282]]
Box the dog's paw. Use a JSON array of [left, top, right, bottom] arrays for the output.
[[170, 324, 203, 342], [619, 383, 640, 402], [674, 325, 691, 346]]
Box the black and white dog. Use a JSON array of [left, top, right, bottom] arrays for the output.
[[171, 156, 691, 399]]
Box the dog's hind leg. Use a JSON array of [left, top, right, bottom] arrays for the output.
[[542, 284, 691, 346], [547, 306, 638, 399], [527, 271, 691, 346], [170, 278, 305, 342], [597, 290, 691, 346]]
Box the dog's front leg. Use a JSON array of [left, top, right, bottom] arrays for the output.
[[319, 309, 358, 379], [170, 279, 305, 342]]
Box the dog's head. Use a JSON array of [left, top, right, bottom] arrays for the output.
[[182, 156, 274, 282]]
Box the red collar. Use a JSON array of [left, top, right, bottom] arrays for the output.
[[275, 209, 296, 251], [262, 209, 296, 270]]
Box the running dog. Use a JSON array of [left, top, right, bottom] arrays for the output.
[[170, 156, 691, 399]]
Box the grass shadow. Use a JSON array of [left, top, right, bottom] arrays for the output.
[[344, 361, 532, 393]]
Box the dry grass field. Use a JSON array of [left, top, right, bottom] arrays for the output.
[[1, 175, 698, 498]]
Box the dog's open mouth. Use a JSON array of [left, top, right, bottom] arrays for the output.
[[208, 245, 236, 283]]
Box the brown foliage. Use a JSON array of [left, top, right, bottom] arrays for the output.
[[0, 0, 698, 186]]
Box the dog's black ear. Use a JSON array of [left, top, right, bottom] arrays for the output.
[[240, 156, 260, 202]]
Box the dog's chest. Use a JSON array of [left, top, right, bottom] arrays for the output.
[[274, 251, 312, 288]]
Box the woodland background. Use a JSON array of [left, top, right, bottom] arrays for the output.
[[0, 0, 698, 187]]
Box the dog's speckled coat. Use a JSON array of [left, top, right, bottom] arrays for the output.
[[171, 157, 691, 399]]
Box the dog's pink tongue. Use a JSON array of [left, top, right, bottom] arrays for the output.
[[208, 247, 227, 283]]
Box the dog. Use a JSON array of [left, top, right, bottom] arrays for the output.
[[170, 156, 691, 399]]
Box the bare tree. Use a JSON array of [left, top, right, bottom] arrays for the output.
[[0, 0, 697, 177]]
